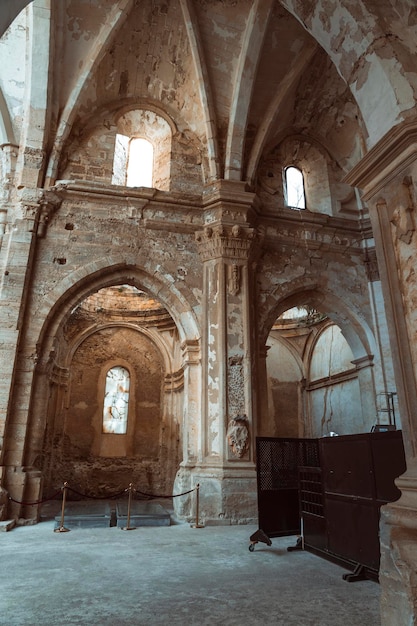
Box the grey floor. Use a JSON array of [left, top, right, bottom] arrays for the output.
[[0, 508, 381, 626]]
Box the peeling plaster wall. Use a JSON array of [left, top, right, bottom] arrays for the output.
[[264, 337, 302, 438]]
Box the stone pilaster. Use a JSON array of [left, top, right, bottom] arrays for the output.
[[0, 189, 62, 520], [345, 119, 417, 626], [176, 181, 262, 523]]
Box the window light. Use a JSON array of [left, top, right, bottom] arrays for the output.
[[127, 137, 153, 187], [284, 166, 306, 209], [103, 366, 130, 434]]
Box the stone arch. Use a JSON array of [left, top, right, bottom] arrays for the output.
[[257, 132, 358, 216], [27, 263, 199, 499], [263, 288, 378, 436], [57, 97, 205, 193], [260, 282, 376, 361], [34, 259, 200, 365], [280, 0, 416, 148], [65, 321, 175, 377]]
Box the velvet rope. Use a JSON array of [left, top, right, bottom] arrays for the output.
[[8, 483, 196, 506], [8, 489, 63, 507]]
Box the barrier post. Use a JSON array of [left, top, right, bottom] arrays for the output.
[[121, 483, 136, 531], [191, 483, 204, 528], [54, 481, 70, 533]]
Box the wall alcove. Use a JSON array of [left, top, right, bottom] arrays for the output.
[[41, 285, 184, 499]]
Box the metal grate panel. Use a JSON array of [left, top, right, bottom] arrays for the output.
[[257, 438, 320, 492]]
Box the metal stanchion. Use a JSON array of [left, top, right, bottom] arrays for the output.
[[121, 483, 136, 531], [54, 481, 70, 533], [191, 483, 204, 528]]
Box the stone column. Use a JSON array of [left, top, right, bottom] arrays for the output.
[[180, 181, 261, 524], [345, 120, 417, 625]]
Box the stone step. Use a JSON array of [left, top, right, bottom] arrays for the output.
[[116, 500, 170, 528], [51, 499, 171, 530]]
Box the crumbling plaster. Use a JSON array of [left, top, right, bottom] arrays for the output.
[[281, 0, 417, 147], [1, 2, 417, 622]]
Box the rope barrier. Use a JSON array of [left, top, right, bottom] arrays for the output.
[[8, 479, 204, 531], [133, 486, 196, 499], [8, 489, 62, 507]]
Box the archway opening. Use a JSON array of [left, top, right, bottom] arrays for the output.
[[41, 284, 184, 500], [263, 305, 375, 439]]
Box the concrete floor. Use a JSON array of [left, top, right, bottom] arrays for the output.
[[0, 509, 381, 626]]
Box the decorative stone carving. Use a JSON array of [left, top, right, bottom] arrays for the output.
[[37, 190, 63, 238], [228, 263, 241, 295], [227, 414, 249, 458], [195, 224, 257, 261], [227, 354, 245, 417]]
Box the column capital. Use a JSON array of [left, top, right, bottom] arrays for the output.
[[195, 223, 263, 262]]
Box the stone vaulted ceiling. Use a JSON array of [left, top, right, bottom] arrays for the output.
[[3, 0, 417, 189]]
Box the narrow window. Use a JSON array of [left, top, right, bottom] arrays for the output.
[[284, 166, 306, 209], [127, 137, 153, 187], [112, 135, 154, 187], [103, 366, 130, 434]]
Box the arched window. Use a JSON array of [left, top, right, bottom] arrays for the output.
[[112, 135, 154, 187], [284, 166, 306, 209], [103, 366, 130, 434]]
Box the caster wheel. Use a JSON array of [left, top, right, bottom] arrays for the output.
[[249, 543, 255, 552]]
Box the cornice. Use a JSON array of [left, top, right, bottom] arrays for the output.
[[343, 118, 417, 200], [261, 209, 364, 253]]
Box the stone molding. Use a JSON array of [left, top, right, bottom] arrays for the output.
[[49, 363, 70, 387], [364, 247, 380, 281], [343, 118, 417, 199], [164, 368, 184, 392], [181, 339, 201, 366]]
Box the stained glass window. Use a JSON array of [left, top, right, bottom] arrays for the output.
[[103, 366, 130, 434]]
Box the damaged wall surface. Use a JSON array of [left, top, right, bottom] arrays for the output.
[[1, 1, 417, 624]]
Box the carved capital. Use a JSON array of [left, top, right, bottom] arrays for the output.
[[195, 224, 260, 261], [181, 339, 201, 366]]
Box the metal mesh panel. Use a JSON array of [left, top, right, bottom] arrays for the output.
[[257, 438, 320, 492]]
